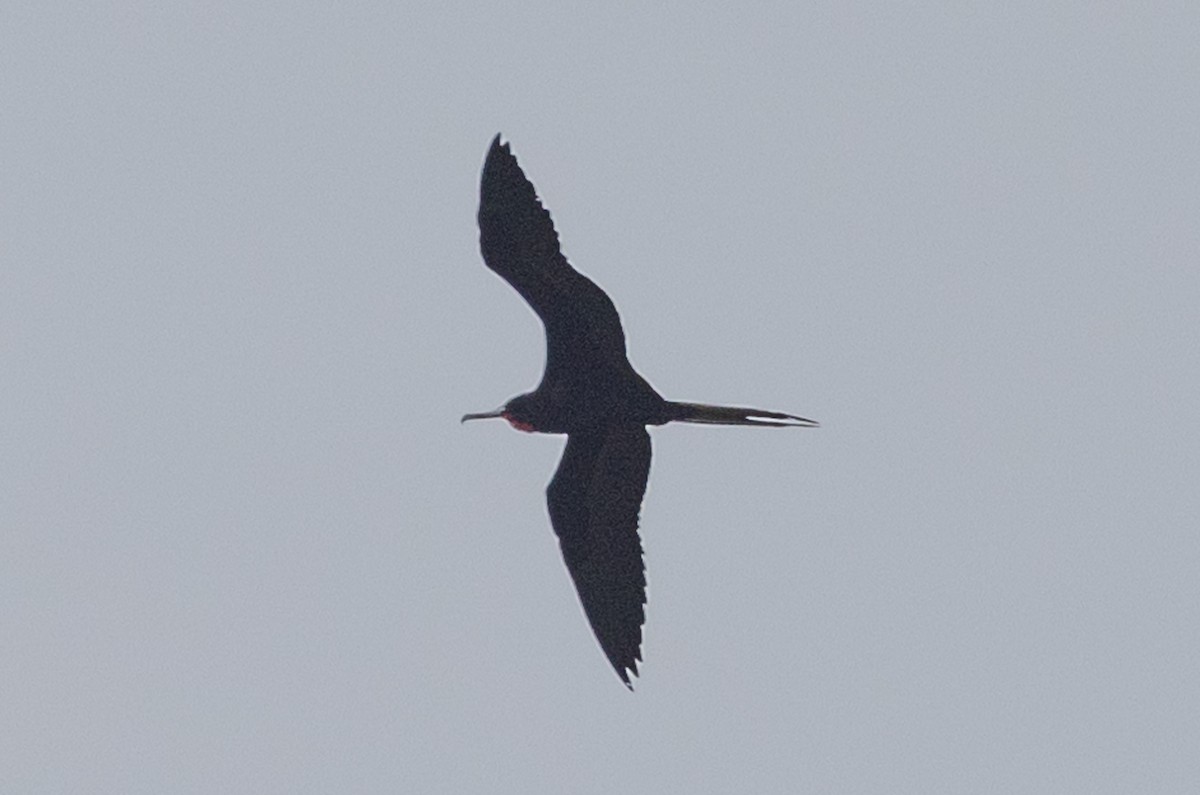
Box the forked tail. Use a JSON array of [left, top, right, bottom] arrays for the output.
[[668, 401, 818, 428]]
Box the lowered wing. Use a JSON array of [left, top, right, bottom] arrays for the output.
[[546, 424, 651, 687]]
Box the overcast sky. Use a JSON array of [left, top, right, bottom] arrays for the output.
[[3, 3, 1198, 793]]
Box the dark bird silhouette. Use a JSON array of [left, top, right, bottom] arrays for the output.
[[463, 134, 817, 688]]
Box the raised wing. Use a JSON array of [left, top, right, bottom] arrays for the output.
[[478, 135, 630, 379], [546, 424, 651, 687]]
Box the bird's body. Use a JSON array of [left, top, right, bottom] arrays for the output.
[[464, 135, 816, 687]]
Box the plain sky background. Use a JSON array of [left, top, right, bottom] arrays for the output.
[[3, 3, 1198, 792]]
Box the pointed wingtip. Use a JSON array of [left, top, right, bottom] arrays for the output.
[[617, 653, 642, 690], [483, 134, 515, 175]]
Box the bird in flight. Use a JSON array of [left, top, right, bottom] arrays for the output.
[[463, 135, 817, 688]]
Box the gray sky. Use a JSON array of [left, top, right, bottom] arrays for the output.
[[3, 3, 1198, 792]]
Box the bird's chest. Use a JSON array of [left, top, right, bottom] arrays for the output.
[[536, 372, 661, 433]]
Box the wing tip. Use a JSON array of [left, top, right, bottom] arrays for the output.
[[481, 133, 522, 186], [613, 645, 644, 689]]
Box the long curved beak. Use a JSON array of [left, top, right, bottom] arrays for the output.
[[461, 407, 505, 423]]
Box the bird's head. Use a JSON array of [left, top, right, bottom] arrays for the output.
[[460, 393, 537, 433]]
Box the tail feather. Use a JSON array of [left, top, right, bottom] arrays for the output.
[[669, 401, 818, 428]]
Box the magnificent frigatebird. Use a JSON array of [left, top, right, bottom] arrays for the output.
[[463, 135, 817, 688]]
